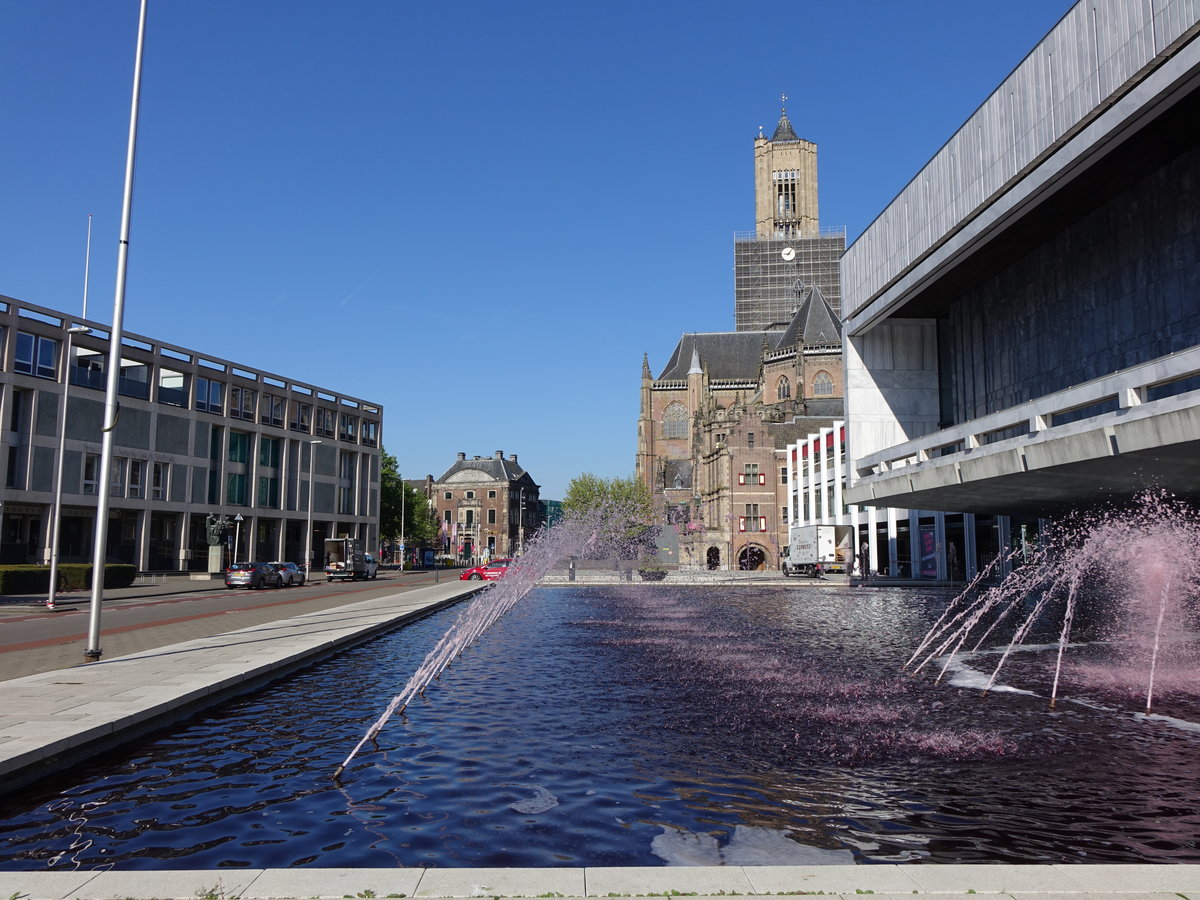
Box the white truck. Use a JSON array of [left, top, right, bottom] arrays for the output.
[[324, 537, 378, 582], [782, 524, 853, 576]]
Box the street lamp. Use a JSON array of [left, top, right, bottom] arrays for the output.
[[233, 514, 243, 564], [398, 469, 405, 570], [47, 324, 93, 609], [518, 487, 525, 557], [305, 439, 321, 577]]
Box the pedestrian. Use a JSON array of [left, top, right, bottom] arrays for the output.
[[860, 541, 870, 580]]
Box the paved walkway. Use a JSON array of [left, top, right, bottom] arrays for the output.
[[1, 576, 1196, 897], [1, 862, 1198, 899]]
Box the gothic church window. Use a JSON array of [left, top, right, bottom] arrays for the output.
[[663, 402, 688, 439], [813, 371, 834, 397], [777, 376, 790, 401]]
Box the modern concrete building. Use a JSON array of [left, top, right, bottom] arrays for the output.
[[0, 296, 382, 570], [844, 1, 1200, 518]]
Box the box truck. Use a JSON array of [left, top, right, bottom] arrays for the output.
[[782, 524, 853, 576]]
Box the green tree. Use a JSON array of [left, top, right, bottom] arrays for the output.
[[561, 473, 656, 559], [379, 451, 438, 551]]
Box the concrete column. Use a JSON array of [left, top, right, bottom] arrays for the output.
[[934, 511, 947, 580], [964, 512, 978, 579], [135, 508, 150, 570], [832, 424, 843, 522], [887, 506, 899, 576], [998, 516, 1012, 577]]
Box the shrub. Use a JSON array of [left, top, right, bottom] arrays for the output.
[[0, 563, 137, 594]]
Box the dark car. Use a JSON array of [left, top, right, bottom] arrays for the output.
[[225, 562, 284, 590], [269, 561, 306, 587], [459, 558, 513, 581]]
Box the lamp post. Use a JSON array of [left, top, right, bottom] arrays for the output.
[[398, 469, 405, 570], [48, 216, 95, 611], [518, 487, 525, 557], [233, 514, 243, 564], [305, 439, 321, 577], [85, 0, 148, 663]]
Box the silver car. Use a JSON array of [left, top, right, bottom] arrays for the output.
[[269, 561, 306, 587]]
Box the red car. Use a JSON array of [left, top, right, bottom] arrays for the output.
[[459, 558, 513, 581]]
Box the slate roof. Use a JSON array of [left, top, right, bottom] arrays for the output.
[[436, 454, 532, 486], [775, 283, 842, 347], [771, 108, 800, 142], [656, 285, 841, 381], [657, 331, 767, 381]]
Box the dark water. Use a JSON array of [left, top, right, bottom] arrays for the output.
[[2, 584, 1199, 869]]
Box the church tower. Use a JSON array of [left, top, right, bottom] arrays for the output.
[[754, 96, 819, 239]]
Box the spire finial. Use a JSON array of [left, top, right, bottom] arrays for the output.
[[780, 91, 788, 112]]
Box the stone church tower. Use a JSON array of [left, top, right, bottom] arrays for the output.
[[754, 96, 819, 240]]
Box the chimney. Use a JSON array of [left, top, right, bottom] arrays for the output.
[[456, 452, 465, 461], [494, 450, 503, 459], [509, 454, 518, 463]]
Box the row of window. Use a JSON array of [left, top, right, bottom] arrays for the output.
[[82, 455, 171, 500], [7, 328, 379, 446]]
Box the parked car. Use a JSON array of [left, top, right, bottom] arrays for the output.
[[269, 561, 306, 587], [459, 558, 513, 581], [225, 562, 284, 590]]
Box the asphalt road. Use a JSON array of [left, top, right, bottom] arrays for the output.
[[0, 568, 463, 682]]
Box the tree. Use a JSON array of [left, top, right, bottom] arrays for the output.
[[379, 450, 437, 550], [561, 473, 657, 559]]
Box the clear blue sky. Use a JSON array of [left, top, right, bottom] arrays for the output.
[[1, 1, 1072, 499]]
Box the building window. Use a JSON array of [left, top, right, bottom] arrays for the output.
[[83, 454, 99, 494], [14, 332, 59, 379], [748, 432, 755, 449], [465, 491, 474, 499], [339, 413, 358, 442], [196, 376, 223, 413], [488, 508, 496, 524], [258, 475, 280, 508], [259, 436, 281, 468], [781, 506, 788, 524], [444, 509, 452, 523], [663, 402, 688, 439], [361, 420, 378, 447], [315, 408, 336, 438], [158, 368, 187, 407], [228, 431, 251, 464], [488, 490, 496, 498], [230, 385, 256, 420], [745, 503, 760, 517], [780, 466, 788, 484], [444, 491, 452, 500], [118, 357, 149, 400], [152, 462, 169, 500], [777, 376, 790, 401], [72, 347, 105, 390], [128, 459, 144, 498], [813, 371, 834, 397], [110, 457, 127, 497], [290, 401, 312, 433], [227, 472, 248, 506], [260, 394, 285, 428]]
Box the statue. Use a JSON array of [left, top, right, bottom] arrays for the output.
[[206, 514, 229, 546]]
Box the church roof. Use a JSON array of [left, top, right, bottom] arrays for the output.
[[775, 282, 842, 348], [657, 332, 769, 381], [656, 287, 841, 382], [771, 108, 800, 142]]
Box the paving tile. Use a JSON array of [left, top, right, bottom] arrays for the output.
[[73, 869, 262, 899], [743, 865, 921, 894], [414, 866, 585, 897], [1047, 866, 1200, 892], [903, 865, 1083, 893], [246, 867, 424, 898], [584, 865, 755, 896], [0, 871, 104, 900]]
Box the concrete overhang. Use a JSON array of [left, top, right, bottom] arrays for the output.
[[844, 33, 1200, 335], [846, 403, 1200, 517]]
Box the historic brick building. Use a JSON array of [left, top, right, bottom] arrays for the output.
[[636, 287, 843, 570], [427, 451, 540, 563]]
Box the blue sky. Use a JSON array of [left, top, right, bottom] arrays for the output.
[[1, 1, 1072, 499]]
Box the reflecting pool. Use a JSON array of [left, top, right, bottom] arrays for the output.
[[1, 584, 1198, 869]]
